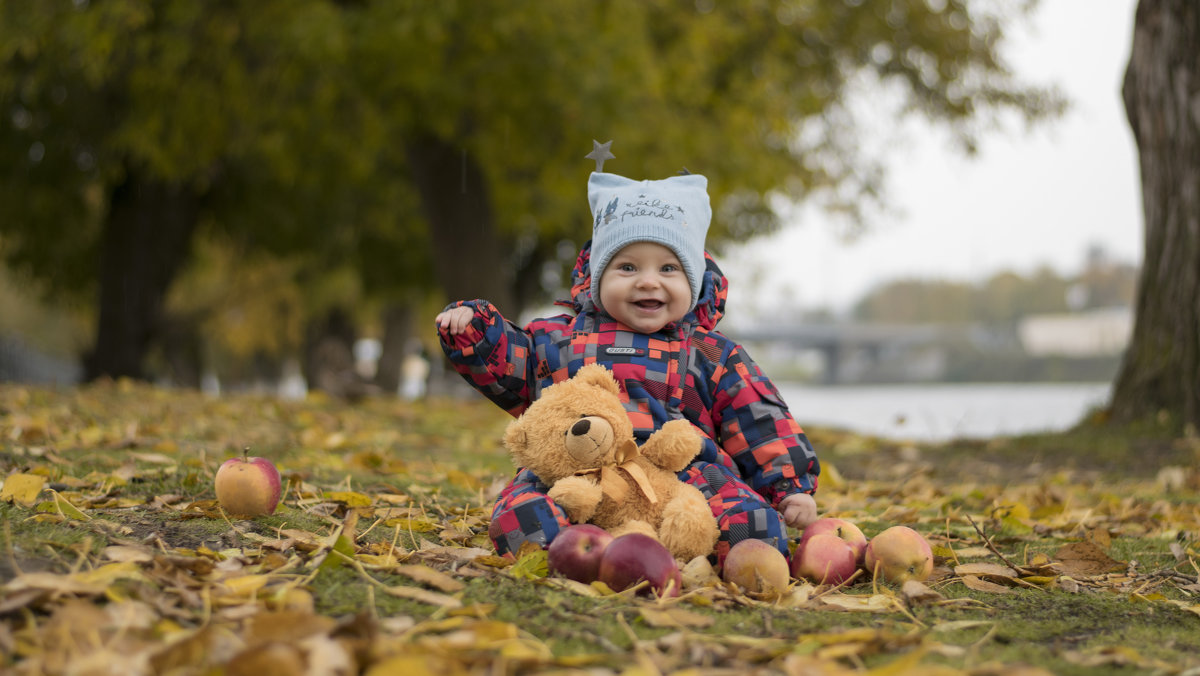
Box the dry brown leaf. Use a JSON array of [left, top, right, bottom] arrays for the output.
[[960, 575, 1014, 594], [105, 600, 159, 631], [244, 610, 338, 647], [818, 593, 899, 612], [954, 562, 1021, 589], [225, 642, 306, 676], [75, 561, 150, 586], [418, 546, 491, 562], [951, 546, 995, 559], [536, 577, 603, 597], [900, 579, 944, 605], [1054, 541, 1124, 576], [1085, 527, 1112, 548], [954, 562, 1017, 578], [392, 564, 466, 593], [930, 620, 995, 633], [3, 571, 106, 596], [378, 584, 463, 608], [103, 544, 156, 563], [0, 588, 46, 615]]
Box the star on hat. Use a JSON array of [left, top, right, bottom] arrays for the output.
[[586, 140, 615, 172]]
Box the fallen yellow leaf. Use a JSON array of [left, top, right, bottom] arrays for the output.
[[378, 584, 463, 608], [639, 607, 715, 628], [818, 593, 900, 612], [3, 571, 106, 595], [75, 561, 149, 586], [323, 490, 373, 507], [393, 564, 466, 592], [1, 472, 46, 505]]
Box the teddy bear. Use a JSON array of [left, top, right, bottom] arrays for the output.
[[502, 363, 719, 562]]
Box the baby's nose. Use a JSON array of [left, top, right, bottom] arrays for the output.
[[571, 419, 591, 436]]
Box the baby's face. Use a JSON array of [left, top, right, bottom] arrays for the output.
[[598, 242, 692, 333]]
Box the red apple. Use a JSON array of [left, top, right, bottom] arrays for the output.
[[214, 452, 282, 517], [863, 526, 934, 583], [798, 517, 868, 565], [791, 533, 859, 585], [722, 539, 790, 594], [597, 533, 681, 598], [547, 524, 614, 583]]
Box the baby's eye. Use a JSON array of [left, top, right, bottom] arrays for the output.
[[661, 264, 679, 273], [617, 263, 637, 272]]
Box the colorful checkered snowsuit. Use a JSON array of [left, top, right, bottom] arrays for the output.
[[437, 243, 820, 565]]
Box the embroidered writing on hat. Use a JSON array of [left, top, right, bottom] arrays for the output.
[[620, 195, 686, 226], [597, 197, 620, 228], [595, 194, 688, 232]]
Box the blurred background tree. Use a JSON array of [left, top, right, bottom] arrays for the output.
[[0, 0, 1059, 390], [851, 259, 1136, 324]]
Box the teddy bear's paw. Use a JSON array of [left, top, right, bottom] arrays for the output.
[[660, 497, 720, 561], [641, 420, 703, 471], [661, 525, 719, 562], [548, 477, 602, 522]]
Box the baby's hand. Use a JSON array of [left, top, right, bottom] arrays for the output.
[[778, 492, 818, 530], [435, 306, 475, 336]]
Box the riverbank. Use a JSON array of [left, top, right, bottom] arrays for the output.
[[778, 381, 1111, 442]]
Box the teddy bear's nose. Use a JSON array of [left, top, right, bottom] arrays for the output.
[[570, 419, 591, 437]]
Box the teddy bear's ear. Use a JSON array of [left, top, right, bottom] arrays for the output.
[[576, 363, 620, 395], [503, 419, 527, 452]]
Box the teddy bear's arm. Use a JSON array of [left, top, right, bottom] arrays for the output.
[[546, 476, 603, 523], [639, 419, 704, 472]]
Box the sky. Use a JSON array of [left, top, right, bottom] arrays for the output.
[[723, 0, 1142, 321]]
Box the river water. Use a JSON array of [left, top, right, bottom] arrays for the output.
[[775, 381, 1112, 442]]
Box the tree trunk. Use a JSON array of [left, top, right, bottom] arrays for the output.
[[303, 306, 378, 400], [374, 302, 415, 394], [1110, 0, 1200, 429], [405, 134, 515, 313], [84, 173, 199, 382]]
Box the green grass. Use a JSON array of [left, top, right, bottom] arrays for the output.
[[2, 382, 1199, 674]]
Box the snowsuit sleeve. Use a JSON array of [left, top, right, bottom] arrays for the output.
[[435, 299, 535, 416], [709, 343, 820, 508]]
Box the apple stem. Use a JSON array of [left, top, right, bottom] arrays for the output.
[[242, 446, 250, 461]]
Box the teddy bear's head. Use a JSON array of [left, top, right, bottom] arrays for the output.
[[503, 364, 638, 483]]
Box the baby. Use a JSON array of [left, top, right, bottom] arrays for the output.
[[437, 162, 820, 571]]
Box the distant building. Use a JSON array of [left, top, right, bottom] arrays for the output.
[[1017, 307, 1133, 357]]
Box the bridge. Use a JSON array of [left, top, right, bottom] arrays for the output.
[[731, 322, 960, 384]]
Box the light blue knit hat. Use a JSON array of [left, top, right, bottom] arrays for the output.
[[587, 171, 711, 311]]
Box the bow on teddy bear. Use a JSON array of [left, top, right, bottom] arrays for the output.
[[502, 364, 719, 562]]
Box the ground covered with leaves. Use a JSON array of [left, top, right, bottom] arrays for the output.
[[1, 381, 1199, 675]]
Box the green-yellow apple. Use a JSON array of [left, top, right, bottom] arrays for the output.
[[597, 533, 681, 597], [722, 539, 790, 594], [798, 517, 868, 565], [863, 526, 933, 583], [791, 533, 858, 585], [214, 453, 282, 517], [547, 524, 614, 584]]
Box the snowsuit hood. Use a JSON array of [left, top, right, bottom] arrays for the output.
[[561, 240, 728, 332]]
